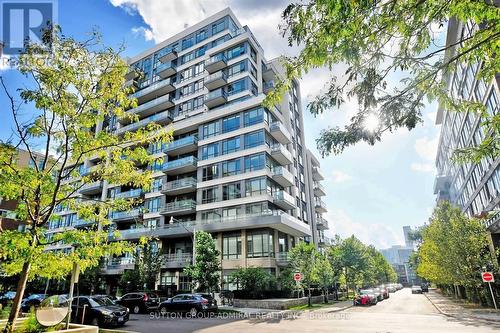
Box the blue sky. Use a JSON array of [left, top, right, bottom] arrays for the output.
[[0, 0, 441, 249]]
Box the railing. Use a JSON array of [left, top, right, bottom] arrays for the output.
[[162, 177, 197, 191], [80, 181, 103, 192], [163, 253, 192, 264], [107, 257, 135, 268], [314, 182, 326, 193], [274, 190, 295, 205], [130, 78, 173, 99], [206, 54, 227, 66], [115, 188, 143, 199], [484, 211, 500, 229], [205, 71, 226, 83], [276, 252, 289, 261], [162, 156, 197, 171], [80, 165, 99, 176], [161, 199, 196, 212], [128, 94, 173, 114], [163, 136, 198, 152], [272, 166, 293, 179], [315, 199, 327, 209], [116, 110, 171, 134], [156, 61, 176, 73], [109, 208, 142, 220], [205, 88, 227, 101]]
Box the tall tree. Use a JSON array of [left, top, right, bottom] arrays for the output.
[[0, 26, 172, 332], [185, 231, 221, 293], [289, 242, 319, 306], [312, 253, 333, 303], [338, 236, 369, 295], [265, 0, 499, 161]]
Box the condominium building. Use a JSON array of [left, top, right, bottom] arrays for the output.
[[434, 18, 500, 259], [48, 8, 329, 293]]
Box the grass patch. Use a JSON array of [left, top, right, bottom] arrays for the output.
[[217, 309, 242, 314], [287, 302, 337, 311]]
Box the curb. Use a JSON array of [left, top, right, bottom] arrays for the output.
[[424, 292, 500, 323]]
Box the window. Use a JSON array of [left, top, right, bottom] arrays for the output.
[[144, 218, 159, 229], [244, 130, 264, 149], [202, 121, 220, 139], [181, 84, 193, 97], [202, 165, 218, 181], [149, 158, 163, 172], [222, 233, 242, 259], [179, 274, 191, 291], [244, 107, 264, 126], [245, 177, 267, 196], [222, 137, 240, 154], [182, 36, 194, 50], [212, 20, 226, 35], [222, 159, 241, 177], [222, 114, 240, 133], [196, 30, 207, 43], [150, 178, 163, 192], [245, 153, 266, 171], [201, 209, 221, 221], [227, 43, 245, 59], [192, 96, 204, 110], [160, 272, 176, 286], [194, 62, 204, 76], [247, 230, 274, 258], [212, 36, 226, 48], [246, 203, 270, 216], [149, 141, 163, 154], [222, 207, 241, 217], [227, 79, 246, 95], [223, 182, 241, 200], [181, 67, 193, 81], [146, 197, 161, 213], [202, 142, 219, 159], [228, 61, 246, 77], [182, 52, 194, 64], [202, 186, 218, 204]]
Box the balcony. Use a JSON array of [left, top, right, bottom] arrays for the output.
[[162, 253, 192, 268], [116, 110, 172, 135], [273, 190, 296, 210], [205, 54, 227, 73], [270, 144, 293, 165], [204, 88, 227, 109], [316, 217, 329, 230], [130, 78, 175, 104], [156, 61, 176, 78], [114, 188, 143, 199], [269, 121, 292, 144], [73, 219, 95, 227], [204, 71, 227, 90], [275, 252, 290, 266], [161, 177, 197, 195], [272, 166, 294, 187], [125, 68, 142, 81], [162, 156, 197, 175], [109, 208, 142, 222], [313, 182, 326, 197], [80, 165, 99, 177], [312, 166, 325, 181], [263, 81, 275, 94], [159, 48, 177, 63], [262, 64, 276, 81], [314, 199, 327, 213], [318, 236, 331, 247], [160, 199, 196, 216], [128, 93, 174, 117], [79, 181, 103, 195], [103, 257, 135, 274], [163, 136, 198, 156], [124, 78, 139, 91]]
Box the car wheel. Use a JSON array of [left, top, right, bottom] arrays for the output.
[[159, 306, 168, 316], [133, 305, 141, 314], [189, 307, 198, 318], [90, 317, 99, 326]]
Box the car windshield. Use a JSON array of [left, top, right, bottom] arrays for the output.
[[360, 290, 372, 294], [90, 297, 114, 306]]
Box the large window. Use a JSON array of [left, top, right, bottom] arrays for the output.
[[245, 153, 266, 172], [222, 206, 241, 217], [247, 230, 274, 258], [222, 233, 242, 259], [245, 177, 267, 196], [227, 43, 245, 59], [222, 137, 240, 155], [222, 114, 240, 133], [212, 19, 226, 35], [202, 186, 218, 204], [228, 61, 246, 77], [222, 159, 241, 177], [202, 142, 219, 159], [202, 165, 218, 181], [227, 79, 246, 95], [202, 120, 220, 139], [244, 130, 264, 149], [244, 107, 264, 126], [146, 197, 161, 213], [223, 182, 241, 200]]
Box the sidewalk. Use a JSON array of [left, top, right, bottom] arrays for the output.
[[425, 288, 500, 323]]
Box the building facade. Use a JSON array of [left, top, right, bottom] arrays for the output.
[[434, 18, 500, 257], [48, 8, 329, 293]]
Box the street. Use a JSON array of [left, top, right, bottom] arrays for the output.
[[121, 289, 500, 333]]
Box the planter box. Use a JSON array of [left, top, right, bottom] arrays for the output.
[[0, 318, 98, 333]]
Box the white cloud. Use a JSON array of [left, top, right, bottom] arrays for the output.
[[410, 162, 435, 173], [326, 209, 404, 249], [330, 170, 352, 183], [414, 136, 438, 161], [131, 26, 154, 41]]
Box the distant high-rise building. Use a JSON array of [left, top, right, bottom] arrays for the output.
[[403, 225, 414, 249]]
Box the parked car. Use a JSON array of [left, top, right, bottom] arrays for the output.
[[372, 288, 384, 302], [421, 284, 429, 293], [411, 285, 423, 294], [21, 294, 47, 312], [386, 284, 397, 293], [92, 295, 119, 303], [358, 289, 378, 305], [158, 293, 218, 317], [353, 293, 371, 306], [71, 296, 129, 327], [116, 292, 160, 314], [396, 283, 404, 290], [0, 291, 16, 306], [378, 286, 390, 299]]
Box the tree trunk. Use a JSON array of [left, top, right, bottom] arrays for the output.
[[308, 287, 312, 307], [3, 261, 31, 333]]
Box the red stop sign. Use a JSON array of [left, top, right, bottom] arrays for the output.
[[293, 272, 302, 281], [482, 272, 494, 282]]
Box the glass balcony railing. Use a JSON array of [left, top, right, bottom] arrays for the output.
[[163, 136, 198, 152], [114, 189, 143, 199], [205, 88, 227, 101], [162, 177, 197, 192], [109, 208, 142, 220], [128, 94, 173, 115], [161, 199, 196, 213], [207, 54, 227, 66], [162, 156, 197, 171], [130, 78, 173, 100], [116, 110, 171, 134]]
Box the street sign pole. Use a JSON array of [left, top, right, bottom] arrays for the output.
[[488, 282, 498, 310]]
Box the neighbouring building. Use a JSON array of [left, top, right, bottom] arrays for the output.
[[380, 227, 417, 286], [47, 8, 329, 294], [434, 18, 500, 261]]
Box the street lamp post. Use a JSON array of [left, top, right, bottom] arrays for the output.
[[170, 217, 196, 293]]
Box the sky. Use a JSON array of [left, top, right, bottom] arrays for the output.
[[0, 0, 442, 249]]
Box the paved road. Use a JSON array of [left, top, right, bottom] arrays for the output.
[[120, 288, 500, 333]]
